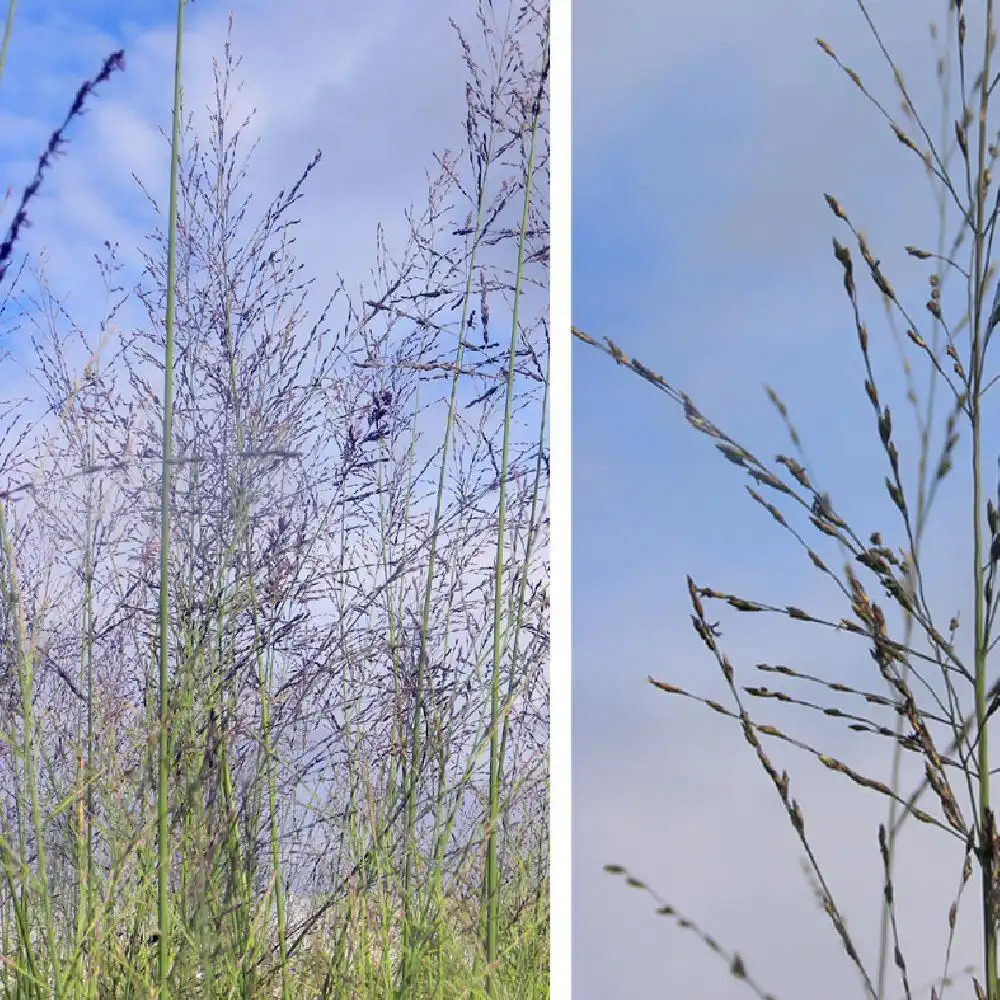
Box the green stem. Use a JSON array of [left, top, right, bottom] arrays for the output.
[[484, 31, 547, 996], [973, 5, 996, 995], [157, 0, 186, 993]]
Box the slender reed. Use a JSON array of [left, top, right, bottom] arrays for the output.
[[157, 2, 186, 993]]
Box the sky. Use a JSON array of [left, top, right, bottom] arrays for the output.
[[0, 0, 553, 532], [0, 0, 549, 505], [574, 2, 1000, 999], [0, 4, 548, 683], [0, 0, 482, 372], [0, 0, 549, 934]]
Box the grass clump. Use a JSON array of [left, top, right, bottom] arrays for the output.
[[0, 2, 549, 998]]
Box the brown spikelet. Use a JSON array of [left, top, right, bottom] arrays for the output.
[[606, 338, 628, 365], [816, 37, 835, 58], [878, 405, 893, 446], [747, 467, 794, 494], [833, 238, 855, 296], [729, 597, 767, 613], [687, 575, 704, 618], [775, 455, 812, 490], [891, 122, 920, 153], [716, 443, 748, 467], [807, 550, 828, 572], [748, 490, 789, 528], [886, 477, 906, 514], [955, 118, 969, 159], [824, 192, 847, 220], [865, 379, 880, 408]]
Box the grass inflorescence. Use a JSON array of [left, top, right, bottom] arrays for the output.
[[576, 1, 1000, 998], [0, 2, 549, 998]]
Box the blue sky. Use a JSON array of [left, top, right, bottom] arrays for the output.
[[0, 1, 547, 644], [573, 1, 1000, 997], [0, 0, 548, 917], [0, 0, 553, 538], [0, 1, 551, 460], [0, 0, 480, 370]]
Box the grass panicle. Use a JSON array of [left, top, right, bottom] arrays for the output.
[[0, 2, 549, 998], [576, 0, 1000, 997]]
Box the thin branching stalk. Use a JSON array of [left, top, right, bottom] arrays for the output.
[[0, 0, 16, 89], [576, 8, 1000, 997], [878, 15, 957, 994], [157, 0, 186, 993], [0, 4, 547, 997], [484, 27, 548, 996]]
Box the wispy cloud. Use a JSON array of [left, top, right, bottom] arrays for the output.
[[1, 0, 473, 356]]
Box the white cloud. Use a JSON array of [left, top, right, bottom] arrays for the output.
[[2, 0, 476, 349]]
